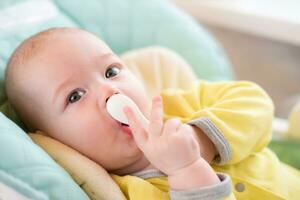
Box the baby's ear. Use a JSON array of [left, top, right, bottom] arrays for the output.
[[0, 100, 29, 131]]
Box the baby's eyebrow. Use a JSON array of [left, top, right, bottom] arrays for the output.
[[98, 52, 113, 59], [94, 52, 116, 66]]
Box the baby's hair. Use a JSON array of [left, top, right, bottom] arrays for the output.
[[5, 27, 89, 131]]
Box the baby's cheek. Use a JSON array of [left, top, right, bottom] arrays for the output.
[[56, 117, 94, 146], [65, 121, 108, 157], [78, 120, 104, 141], [80, 119, 114, 145]]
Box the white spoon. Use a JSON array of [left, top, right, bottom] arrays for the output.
[[106, 94, 149, 130]]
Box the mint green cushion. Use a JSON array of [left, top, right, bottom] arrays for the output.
[[0, 0, 234, 199], [0, 169, 48, 200], [52, 0, 234, 81], [0, 113, 89, 200]]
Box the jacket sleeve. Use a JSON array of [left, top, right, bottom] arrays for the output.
[[170, 173, 234, 200], [161, 80, 274, 165]]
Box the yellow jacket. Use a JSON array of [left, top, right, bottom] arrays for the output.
[[161, 80, 300, 199]]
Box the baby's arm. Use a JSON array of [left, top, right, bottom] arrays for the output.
[[162, 81, 274, 165], [124, 96, 232, 199]]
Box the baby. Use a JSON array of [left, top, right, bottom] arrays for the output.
[[5, 27, 231, 200], [5, 27, 300, 200]]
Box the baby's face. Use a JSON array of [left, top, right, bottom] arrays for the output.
[[23, 31, 151, 172]]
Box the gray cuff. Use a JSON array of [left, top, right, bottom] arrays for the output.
[[130, 169, 166, 179], [187, 117, 231, 165], [170, 173, 232, 200]]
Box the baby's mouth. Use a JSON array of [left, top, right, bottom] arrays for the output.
[[119, 122, 132, 136], [120, 122, 129, 126]]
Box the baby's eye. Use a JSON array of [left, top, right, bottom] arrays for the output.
[[105, 65, 120, 78], [68, 89, 86, 104]]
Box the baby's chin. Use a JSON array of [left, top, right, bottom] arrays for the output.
[[108, 154, 150, 175]]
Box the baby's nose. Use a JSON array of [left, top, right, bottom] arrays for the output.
[[99, 83, 120, 103]]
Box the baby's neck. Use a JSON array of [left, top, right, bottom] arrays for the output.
[[111, 155, 156, 176]]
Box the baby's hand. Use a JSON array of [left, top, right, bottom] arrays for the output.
[[123, 96, 201, 176]]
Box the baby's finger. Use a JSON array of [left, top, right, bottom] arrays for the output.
[[123, 106, 148, 148], [149, 96, 163, 137]]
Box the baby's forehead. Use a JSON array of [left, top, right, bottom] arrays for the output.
[[8, 29, 78, 71], [28, 28, 108, 58], [21, 29, 89, 60], [19, 30, 109, 70]]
